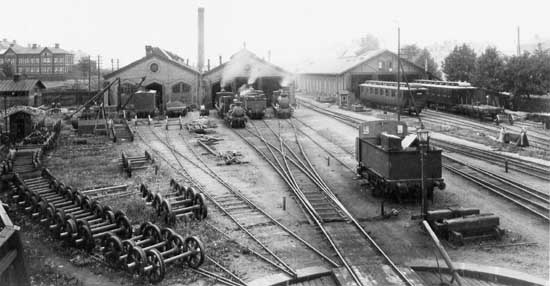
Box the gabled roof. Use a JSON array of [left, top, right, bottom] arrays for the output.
[[1, 45, 71, 55], [297, 49, 424, 75], [0, 79, 46, 92], [203, 48, 290, 76], [103, 46, 199, 79], [297, 49, 388, 75]]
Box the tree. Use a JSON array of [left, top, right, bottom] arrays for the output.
[[442, 44, 477, 82], [356, 34, 380, 54], [1, 62, 14, 78], [400, 44, 442, 78], [473, 47, 505, 91], [501, 47, 550, 101]]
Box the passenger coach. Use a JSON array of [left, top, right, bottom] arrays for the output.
[[359, 81, 428, 115]]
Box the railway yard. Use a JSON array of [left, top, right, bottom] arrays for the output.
[[1, 4, 550, 286], [1, 91, 548, 286]]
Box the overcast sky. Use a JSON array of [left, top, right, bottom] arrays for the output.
[[2, 0, 548, 70]]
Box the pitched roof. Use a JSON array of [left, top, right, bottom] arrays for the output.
[[296, 49, 388, 75], [1, 45, 71, 55], [0, 79, 46, 92], [204, 48, 290, 76], [103, 46, 199, 79]]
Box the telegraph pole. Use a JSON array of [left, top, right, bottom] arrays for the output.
[[116, 59, 119, 70], [88, 56, 91, 92], [517, 26, 521, 56], [97, 55, 101, 91], [111, 59, 114, 72], [397, 26, 401, 122]]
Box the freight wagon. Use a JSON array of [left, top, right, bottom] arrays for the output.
[[124, 90, 158, 118], [355, 120, 445, 201]]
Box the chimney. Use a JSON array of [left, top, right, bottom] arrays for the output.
[[32, 43, 37, 49], [55, 43, 60, 48], [145, 45, 153, 56], [268, 50, 271, 62], [197, 7, 205, 72], [12, 40, 16, 44], [186, 58, 189, 65], [2, 38, 6, 42], [207, 59, 210, 71], [219, 56, 222, 65]]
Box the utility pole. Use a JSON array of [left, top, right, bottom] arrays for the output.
[[111, 59, 114, 72], [116, 59, 119, 70], [97, 55, 101, 91], [517, 26, 521, 56], [397, 26, 401, 122], [88, 56, 91, 92]]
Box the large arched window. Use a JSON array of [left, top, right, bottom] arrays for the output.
[[172, 82, 191, 93]]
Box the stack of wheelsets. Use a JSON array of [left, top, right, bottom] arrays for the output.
[[140, 179, 208, 225], [7, 168, 206, 283]]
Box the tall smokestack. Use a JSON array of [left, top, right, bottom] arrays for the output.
[[198, 7, 205, 72]]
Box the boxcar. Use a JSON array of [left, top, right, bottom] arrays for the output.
[[359, 81, 427, 114], [355, 120, 445, 201]]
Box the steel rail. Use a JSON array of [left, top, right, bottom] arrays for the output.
[[278, 119, 416, 286], [134, 127, 297, 278], [191, 268, 243, 286], [177, 129, 340, 268], [443, 161, 549, 222], [294, 104, 550, 224], [444, 155, 549, 203], [300, 99, 550, 181], [241, 122, 365, 286], [154, 127, 298, 277], [206, 256, 248, 286]]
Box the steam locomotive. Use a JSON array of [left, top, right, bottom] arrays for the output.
[[272, 88, 293, 118], [215, 90, 247, 128]]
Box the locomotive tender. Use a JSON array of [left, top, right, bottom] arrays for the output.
[[239, 88, 266, 119], [355, 120, 445, 201], [359, 81, 428, 114]]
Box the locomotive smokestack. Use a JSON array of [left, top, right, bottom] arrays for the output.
[[197, 7, 205, 72]]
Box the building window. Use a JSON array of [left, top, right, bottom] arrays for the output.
[[378, 61, 384, 70], [172, 82, 191, 93], [149, 63, 159, 72], [388, 61, 393, 71]]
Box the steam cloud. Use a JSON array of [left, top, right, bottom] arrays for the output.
[[221, 51, 289, 88]]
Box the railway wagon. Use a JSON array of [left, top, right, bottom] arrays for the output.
[[215, 90, 246, 128], [414, 80, 505, 121], [124, 90, 158, 118], [165, 101, 188, 117], [359, 81, 427, 115], [240, 89, 266, 119], [355, 120, 445, 201], [272, 89, 293, 118]]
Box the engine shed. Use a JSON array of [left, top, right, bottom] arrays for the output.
[[203, 48, 294, 108], [297, 49, 425, 103]]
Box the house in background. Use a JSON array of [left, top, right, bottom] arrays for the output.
[[0, 75, 46, 109]]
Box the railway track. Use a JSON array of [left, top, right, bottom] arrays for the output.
[[443, 155, 549, 222], [297, 100, 550, 223], [234, 120, 419, 286], [299, 99, 550, 181], [421, 109, 550, 150], [134, 124, 339, 284]]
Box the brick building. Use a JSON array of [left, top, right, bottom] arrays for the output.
[[0, 39, 74, 80], [296, 49, 425, 101], [103, 46, 200, 112]]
